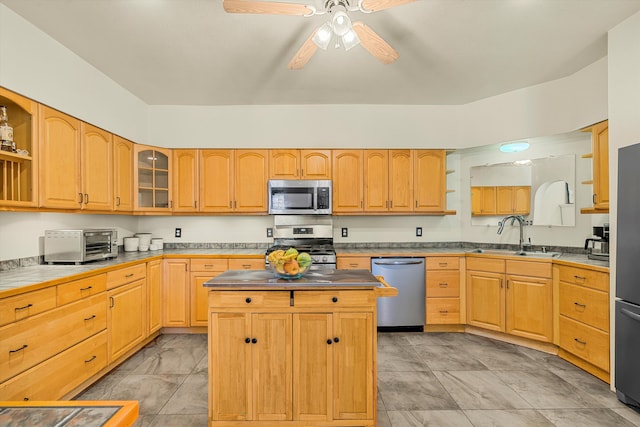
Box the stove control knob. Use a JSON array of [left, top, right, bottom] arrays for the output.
[[322, 256, 328, 262]]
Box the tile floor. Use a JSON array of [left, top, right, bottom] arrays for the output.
[[76, 332, 640, 426]]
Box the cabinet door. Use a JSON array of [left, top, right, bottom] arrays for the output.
[[363, 150, 388, 212], [333, 312, 373, 420], [163, 259, 190, 327], [506, 275, 552, 342], [200, 149, 234, 212], [191, 271, 223, 327], [113, 136, 133, 211], [147, 259, 162, 334], [252, 313, 292, 421], [173, 149, 198, 212], [210, 312, 252, 421], [300, 149, 331, 179], [107, 279, 146, 362], [332, 150, 363, 212], [482, 187, 497, 215], [496, 186, 514, 215], [81, 123, 113, 211], [293, 313, 333, 422], [389, 149, 413, 211], [512, 186, 531, 215], [235, 149, 268, 212], [134, 145, 171, 211], [270, 150, 299, 179], [592, 121, 609, 210], [470, 187, 482, 215], [466, 270, 505, 332], [39, 106, 81, 208], [414, 149, 445, 212]]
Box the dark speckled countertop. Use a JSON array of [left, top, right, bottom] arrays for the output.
[[205, 269, 382, 290]]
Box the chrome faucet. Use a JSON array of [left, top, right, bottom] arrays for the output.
[[497, 215, 527, 252]]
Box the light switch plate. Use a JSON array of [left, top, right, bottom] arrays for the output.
[[416, 227, 422, 237], [341, 228, 348, 237], [175, 228, 182, 238]]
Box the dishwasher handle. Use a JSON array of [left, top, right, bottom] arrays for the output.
[[373, 259, 424, 266], [621, 308, 640, 323]]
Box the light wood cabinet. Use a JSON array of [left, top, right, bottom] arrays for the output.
[[0, 287, 56, 326], [80, 123, 113, 210], [200, 149, 234, 212], [471, 186, 496, 216], [270, 149, 331, 179], [558, 264, 609, 381], [337, 256, 371, 271], [581, 120, 609, 213], [414, 149, 446, 212], [113, 136, 134, 211], [228, 258, 266, 271], [172, 149, 199, 212], [107, 278, 146, 362], [163, 259, 190, 327], [472, 186, 529, 216], [208, 289, 375, 426], [191, 259, 228, 327], [134, 144, 172, 211], [466, 259, 505, 332], [0, 87, 38, 207], [332, 150, 364, 213], [426, 256, 461, 324], [235, 149, 269, 212], [147, 259, 163, 334], [363, 150, 413, 212]]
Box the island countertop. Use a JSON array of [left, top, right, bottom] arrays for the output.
[[204, 269, 390, 291]]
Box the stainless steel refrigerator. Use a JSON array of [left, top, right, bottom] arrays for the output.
[[615, 141, 640, 409]]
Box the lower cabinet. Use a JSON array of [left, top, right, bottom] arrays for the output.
[[163, 259, 190, 327], [208, 289, 375, 426], [147, 259, 163, 334], [191, 259, 229, 327], [107, 278, 146, 362], [425, 256, 461, 324]]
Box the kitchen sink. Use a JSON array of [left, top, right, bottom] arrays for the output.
[[466, 248, 561, 258]]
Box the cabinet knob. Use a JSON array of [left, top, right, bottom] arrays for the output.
[[252, 338, 258, 344], [327, 339, 333, 345], [245, 338, 251, 344], [332, 297, 338, 303], [333, 337, 339, 343], [245, 297, 252, 303]]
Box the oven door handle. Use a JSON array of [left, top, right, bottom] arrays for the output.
[[373, 260, 423, 266]]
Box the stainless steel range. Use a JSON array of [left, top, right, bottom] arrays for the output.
[[265, 215, 336, 270]]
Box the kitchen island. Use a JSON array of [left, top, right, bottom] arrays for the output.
[[204, 269, 397, 427]]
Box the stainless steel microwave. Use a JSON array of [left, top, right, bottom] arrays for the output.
[[44, 229, 118, 264], [268, 180, 332, 215]]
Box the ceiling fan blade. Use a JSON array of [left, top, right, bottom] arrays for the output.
[[288, 31, 318, 70], [352, 22, 399, 65], [360, 0, 416, 12], [223, 0, 312, 16]]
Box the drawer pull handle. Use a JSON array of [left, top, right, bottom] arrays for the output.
[[125, 273, 134, 278], [85, 355, 97, 363], [574, 338, 587, 345], [252, 338, 258, 344], [80, 286, 93, 291], [349, 263, 358, 267], [110, 297, 115, 308], [204, 264, 213, 268], [439, 262, 448, 267], [439, 283, 448, 287], [15, 303, 33, 311], [439, 310, 449, 314], [84, 314, 96, 321], [245, 338, 251, 344], [332, 297, 338, 303], [327, 339, 333, 345], [23, 397, 29, 401], [574, 275, 586, 282], [10, 344, 28, 354], [245, 297, 252, 303], [333, 337, 340, 343], [242, 264, 251, 269], [574, 302, 587, 308]]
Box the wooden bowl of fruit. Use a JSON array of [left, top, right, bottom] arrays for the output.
[[267, 248, 313, 280]]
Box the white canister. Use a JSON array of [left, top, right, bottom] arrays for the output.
[[123, 237, 139, 252], [135, 233, 152, 247], [151, 238, 163, 246]]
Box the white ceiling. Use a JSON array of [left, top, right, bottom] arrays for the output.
[[2, 0, 640, 106]]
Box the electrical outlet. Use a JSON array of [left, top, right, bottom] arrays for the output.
[[416, 227, 422, 237], [341, 227, 348, 237], [175, 228, 182, 238], [266, 228, 273, 238]]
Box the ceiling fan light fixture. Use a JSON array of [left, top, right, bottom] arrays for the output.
[[332, 10, 352, 36], [312, 22, 333, 50], [342, 29, 360, 50]]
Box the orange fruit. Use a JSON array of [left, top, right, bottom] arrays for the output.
[[283, 260, 300, 275]]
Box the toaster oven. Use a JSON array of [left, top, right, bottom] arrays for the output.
[[44, 229, 118, 264]]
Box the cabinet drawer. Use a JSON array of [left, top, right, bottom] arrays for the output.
[[0, 287, 57, 326], [191, 258, 228, 272], [0, 293, 106, 383], [228, 258, 265, 270], [559, 315, 609, 372], [426, 271, 460, 297], [0, 330, 107, 401], [559, 282, 609, 332], [466, 256, 505, 273], [294, 290, 375, 308], [426, 298, 461, 324], [209, 291, 290, 308], [425, 257, 460, 270], [558, 266, 609, 292], [337, 257, 371, 270], [57, 274, 107, 306], [506, 260, 551, 278], [106, 263, 146, 289]]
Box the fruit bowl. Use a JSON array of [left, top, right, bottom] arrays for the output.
[[267, 248, 313, 280]]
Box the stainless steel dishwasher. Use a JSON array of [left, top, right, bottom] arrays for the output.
[[371, 257, 425, 331]]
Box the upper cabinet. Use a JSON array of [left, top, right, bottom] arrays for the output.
[[134, 144, 172, 211], [270, 149, 332, 180], [333, 150, 364, 213], [472, 186, 530, 216], [173, 149, 198, 212], [113, 136, 134, 212], [581, 120, 609, 213], [0, 87, 37, 208], [363, 150, 413, 212], [80, 123, 113, 211], [234, 149, 269, 212], [414, 149, 446, 212]]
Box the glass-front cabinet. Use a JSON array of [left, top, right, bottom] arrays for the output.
[[0, 87, 37, 207], [134, 144, 172, 211]]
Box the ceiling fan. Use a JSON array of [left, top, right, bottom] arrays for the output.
[[222, 0, 416, 69]]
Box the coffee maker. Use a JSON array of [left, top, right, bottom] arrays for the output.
[[584, 223, 609, 261]]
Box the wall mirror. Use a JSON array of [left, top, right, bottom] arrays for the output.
[[471, 154, 576, 227]]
